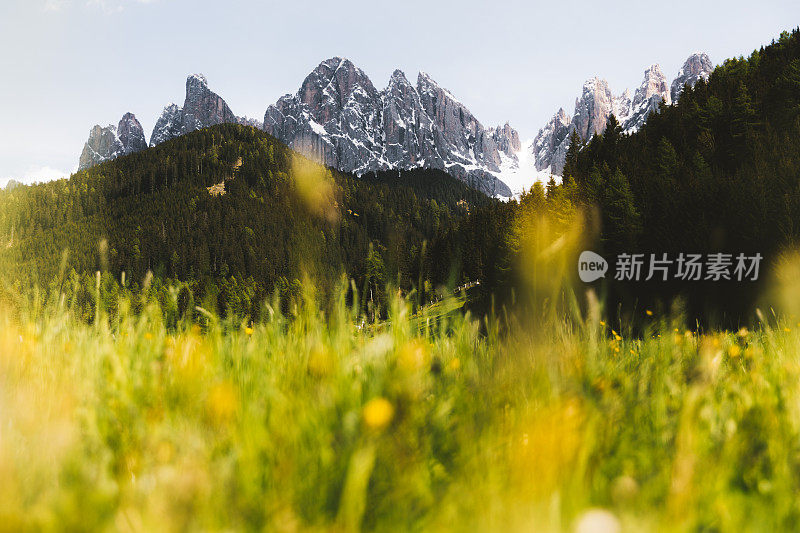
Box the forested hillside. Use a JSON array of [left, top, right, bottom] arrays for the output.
[[560, 28, 800, 321], [0, 125, 513, 317]]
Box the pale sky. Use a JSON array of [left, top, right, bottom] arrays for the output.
[[1, 0, 798, 187]]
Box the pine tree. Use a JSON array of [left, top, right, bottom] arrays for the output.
[[656, 138, 679, 180], [562, 129, 584, 181], [601, 170, 641, 250]]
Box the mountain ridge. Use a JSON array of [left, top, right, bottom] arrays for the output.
[[532, 52, 714, 176], [76, 52, 715, 193], [264, 57, 519, 197]]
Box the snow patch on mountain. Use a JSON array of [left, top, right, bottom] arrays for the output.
[[495, 138, 558, 199]]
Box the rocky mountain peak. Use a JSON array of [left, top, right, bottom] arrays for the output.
[[117, 113, 147, 155], [388, 69, 413, 90], [79, 124, 120, 170], [636, 64, 672, 105], [532, 107, 573, 174], [150, 75, 237, 147], [416, 71, 435, 86], [182, 73, 236, 132], [671, 52, 713, 102], [300, 57, 379, 112], [533, 52, 715, 176], [237, 116, 264, 130], [264, 59, 516, 196], [187, 73, 209, 91], [416, 72, 466, 109], [150, 104, 183, 147], [491, 122, 522, 154], [572, 76, 616, 141], [78, 112, 148, 171], [613, 89, 633, 123], [624, 64, 672, 133]]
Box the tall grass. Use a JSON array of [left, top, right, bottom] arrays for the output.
[[2, 278, 800, 532]]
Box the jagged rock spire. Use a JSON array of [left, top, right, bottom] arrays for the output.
[[78, 113, 146, 171], [264, 58, 520, 197]]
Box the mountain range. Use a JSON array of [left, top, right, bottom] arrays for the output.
[[78, 53, 714, 195], [533, 53, 714, 175]]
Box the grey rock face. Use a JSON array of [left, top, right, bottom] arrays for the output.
[[78, 113, 147, 171], [417, 71, 500, 171], [613, 89, 632, 124], [150, 104, 184, 147], [150, 74, 237, 147], [182, 74, 237, 132], [381, 69, 436, 169], [533, 108, 573, 174], [265, 58, 385, 175], [237, 116, 264, 130], [572, 77, 617, 142], [491, 122, 522, 154], [79, 125, 122, 170], [117, 113, 148, 154], [671, 53, 713, 102], [264, 58, 515, 197], [624, 64, 671, 133]]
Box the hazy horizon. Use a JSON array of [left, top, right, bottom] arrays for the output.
[[1, 0, 799, 187]]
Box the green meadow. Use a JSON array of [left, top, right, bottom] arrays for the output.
[[2, 282, 800, 532]]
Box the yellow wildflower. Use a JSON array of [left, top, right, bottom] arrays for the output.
[[398, 340, 428, 371], [363, 398, 394, 431], [206, 381, 239, 425], [745, 346, 760, 360], [307, 346, 334, 377]]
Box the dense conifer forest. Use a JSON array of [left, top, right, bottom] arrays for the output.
[[0, 125, 513, 319]]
